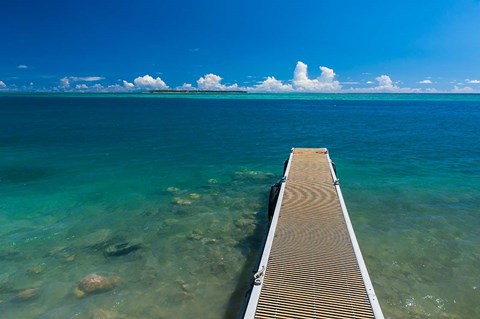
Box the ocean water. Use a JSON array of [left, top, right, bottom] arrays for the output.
[[0, 93, 479, 318]]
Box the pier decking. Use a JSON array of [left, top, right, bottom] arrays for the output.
[[242, 148, 383, 319]]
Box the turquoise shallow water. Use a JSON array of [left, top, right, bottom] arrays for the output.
[[0, 93, 479, 318]]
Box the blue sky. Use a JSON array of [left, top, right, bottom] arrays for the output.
[[1, 0, 480, 92]]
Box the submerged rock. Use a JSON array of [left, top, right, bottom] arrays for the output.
[[233, 170, 275, 181], [75, 273, 119, 298], [187, 230, 203, 241], [104, 242, 142, 257], [235, 218, 254, 228], [63, 254, 76, 263], [13, 288, 39, 302], [27, 263, 46, 275], [166, 186, 181, 193], [175, 279, 191, 294], [45, 246, 68, 257], [172, 198, 192, 206], [90, 308, 127, 319], [188, 193, 201, 200]]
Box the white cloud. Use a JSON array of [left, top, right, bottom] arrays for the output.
[[75, 84, 88, 90], [452, 85, 474, 93], [122, 80, 135, 89], [60, 77, 70, 88], [249, 61, 341, 93], [107, 84, 127, 92], [466, 79, 480, 84], [373, 75, 424, 92], [418, 79, 432, 84], [80, 83, 128, 93], [59, 76, 104, 89], [197, 73, 239, 91], [176, 83, 195, 90], [70, 76, 104, 82], [292, 62, 341, 92], [44, 62, 479, 94], [375, 75, 397, 91], [250, 76, 293, 92], [17, 64, 28, 69], [133, 74, 169, 90], [0, 80, 6, 88], [346, 75, 422, 93]]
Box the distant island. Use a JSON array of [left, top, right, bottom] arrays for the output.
[[147, 90, 248, 94]]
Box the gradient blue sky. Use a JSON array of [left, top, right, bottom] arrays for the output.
[[1, 0, 480, 92]]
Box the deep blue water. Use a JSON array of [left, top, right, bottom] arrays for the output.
[[0, 94, 479, 318]]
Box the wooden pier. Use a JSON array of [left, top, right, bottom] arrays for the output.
[[242, 148, 384, 319]]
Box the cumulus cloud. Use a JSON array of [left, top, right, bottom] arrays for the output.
[[75, 84, 88, 90], [346, 75, 422, 93], [133, 75, 169, 90], [59, 76, 105, 89], [76, 83, 130, 93], [47, 61, 478, 94], [452, 85, 474, 93], [292, 62, 341, 92], [0, 80, 6, 88], [91, 84, 104, 90], [17, 64, 28, 69], [251, 76, 293, 92], [247, 64, 477, 93], [176, 83, 195, 90], [122, 80, 135, 89], [249, 61, 340, 93], [70, 76, 104, 82], [466, 79, 480, 84], [246, 66, 454, 94], [108, 84, 128, 92], [197, 73, 239, 91], [374, 75, 398, 91], [60, 77, 70, 88], [418, 79, 432, 84], [377, 75, 423, 92]]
